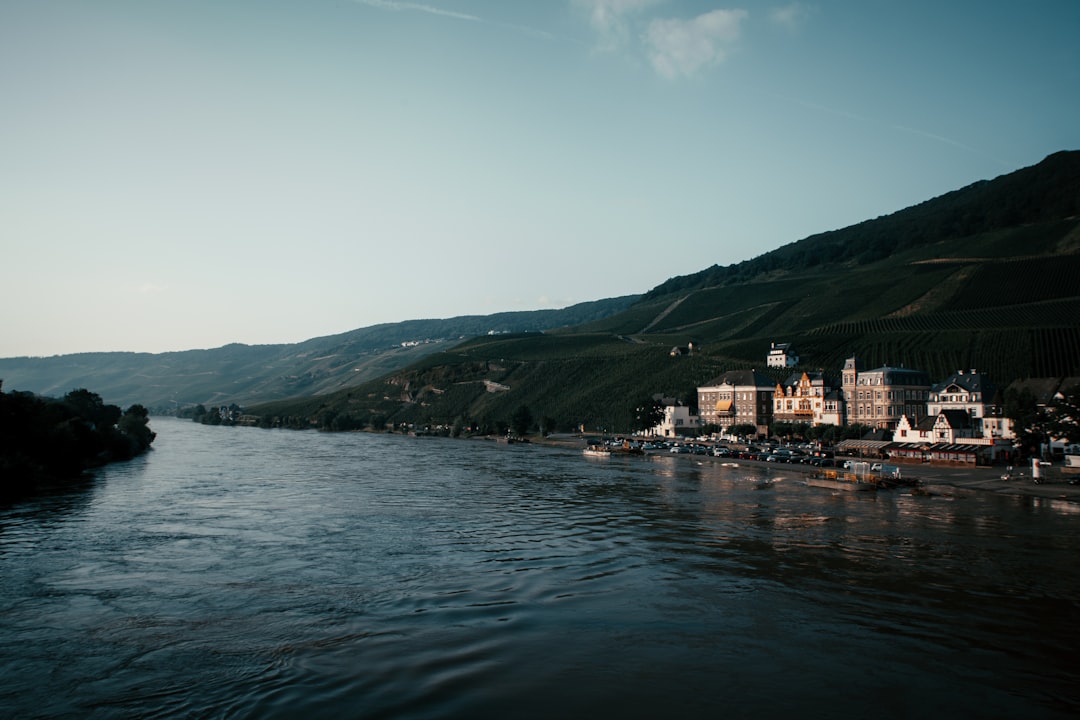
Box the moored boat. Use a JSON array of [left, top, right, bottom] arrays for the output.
[[807, 475, 878, 492], [812, 472, 876, 490], [583, 443, 613, 457]]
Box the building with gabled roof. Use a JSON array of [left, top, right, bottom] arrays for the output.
[[772, 370, 843, 426], [928, 369, 1010, 439], [766, 342, 799, 368]]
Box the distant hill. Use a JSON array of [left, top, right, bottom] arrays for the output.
[[249, 151, 1080, 433], [0, 297, 638, 410]]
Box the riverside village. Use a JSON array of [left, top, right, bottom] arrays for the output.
[[639, 341, 1079, 484]]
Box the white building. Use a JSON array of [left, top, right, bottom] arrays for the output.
[[927, 369, 1012, 440], [766, 342, 799, 368], [651, 401, 699, 438]]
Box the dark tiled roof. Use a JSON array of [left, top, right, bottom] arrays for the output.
[[703, 370, 776, 388], [931, 371, 997, 398], [915, 416, 937, 431], [938, 409, 974, 429], [864, 366, 931, 385]]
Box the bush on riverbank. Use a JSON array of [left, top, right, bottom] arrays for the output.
[[0, 386, 156, 498]]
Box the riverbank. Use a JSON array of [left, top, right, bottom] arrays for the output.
[[536, 434, 1080, 504]]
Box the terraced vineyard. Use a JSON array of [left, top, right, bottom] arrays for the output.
[[949, 254, 1080, 310], [808, 297, 1080, 335]]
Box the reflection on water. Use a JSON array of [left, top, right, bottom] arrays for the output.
[[1, 418, 1078, 719]]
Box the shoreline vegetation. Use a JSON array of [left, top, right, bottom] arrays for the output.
[[0, 386, 156, 500]]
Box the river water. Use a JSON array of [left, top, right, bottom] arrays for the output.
[[2, 418, 1078, 719]]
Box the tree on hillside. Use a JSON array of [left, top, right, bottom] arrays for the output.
[[116, 404, 156, 458], [1, 388, 155, 497], [1045, 384, 1080, 444], [1005, 386, 1049, 457], [728, 423, 758, 440], [510, 404, 533, 437], [680, 385, 700, 416], [770, 421, 810, 442], [64, 388, 121, 429], [631, 397, 665, 433]]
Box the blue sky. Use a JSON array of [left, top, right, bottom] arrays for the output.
[[2, 0, 1078, 356]]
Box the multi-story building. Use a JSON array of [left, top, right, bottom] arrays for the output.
[[841, 356, 930, 429], [928, 370, 1011, 440], [772, 371, 843, 426], [698, 370, 775, 435]]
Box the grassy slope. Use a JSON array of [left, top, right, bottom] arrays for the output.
[[0, 297, 638, 410]]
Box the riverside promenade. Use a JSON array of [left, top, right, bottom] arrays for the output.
[[546, 435, 1080, 504], [902, 461, 1080, 503]]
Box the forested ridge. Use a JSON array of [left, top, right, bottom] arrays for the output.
[[644, 150, 1080, 299]]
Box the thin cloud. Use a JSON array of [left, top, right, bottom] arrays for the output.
[[770, 2, 811, 33], [645, 9, 748, 79], [136, 283, 169, 295], [355, 0, 562, 42], [573, 0, 664, 50], [578, 0, 663, 32], [764, 88, 1013, 168], [765, 91, 871, 124], [353, 0, 483, 23], [891, 124, 1012, 167]]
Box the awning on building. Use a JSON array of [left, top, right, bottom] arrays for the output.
[[837, 439, 892, 451], [885, 442, 991, 464], [887, 442, 986, 454]]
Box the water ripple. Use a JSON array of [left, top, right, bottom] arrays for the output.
[[2, 420, 1079, 719]]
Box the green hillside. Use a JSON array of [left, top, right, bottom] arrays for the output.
[[250, 151, 1080, 433], [0, 296, 638, 410]]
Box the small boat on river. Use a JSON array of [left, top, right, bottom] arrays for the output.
[[583, 443, 613, 457], [807, 469, 878, 492], [807, 477, 877, 492]]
